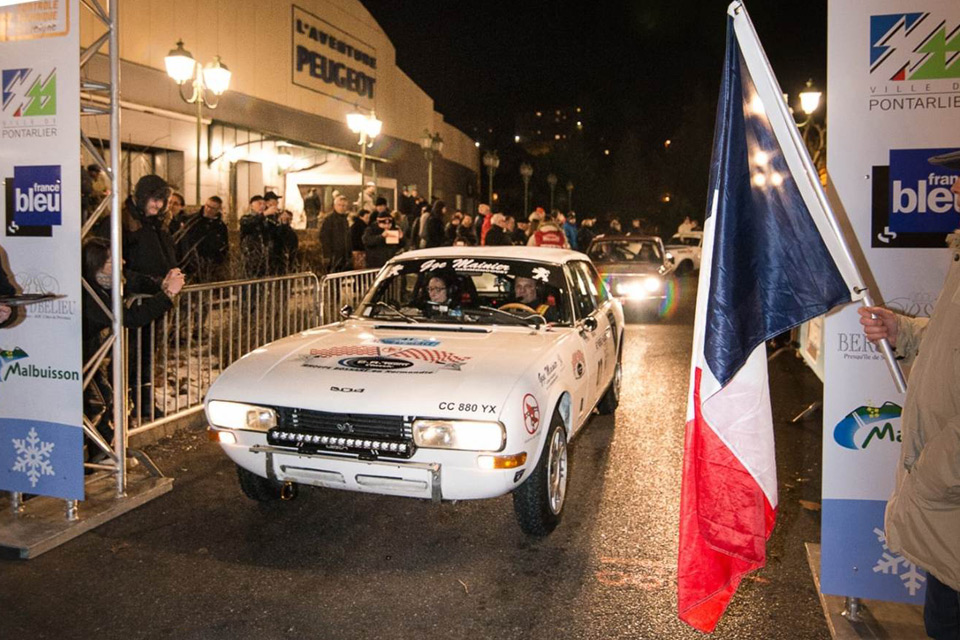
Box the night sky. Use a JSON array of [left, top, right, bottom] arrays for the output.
[[360, 0, 827, 220]]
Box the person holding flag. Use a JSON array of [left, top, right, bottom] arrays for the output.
[[858, 162, 960, 639], [676, 2, 903, 633]]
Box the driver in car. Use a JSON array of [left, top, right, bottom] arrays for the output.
[[513, 276, 559, 322]]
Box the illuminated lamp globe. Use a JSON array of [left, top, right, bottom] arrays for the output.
[[202, 56, 232, 96], [164, 40, 196, 84], [799, 79, 822, 116]]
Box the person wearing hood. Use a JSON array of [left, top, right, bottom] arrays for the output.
[[122, 174, 180, 293], [120, 174, 183, 417]]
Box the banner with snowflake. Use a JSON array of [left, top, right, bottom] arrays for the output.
[[0, 0, 84, 501], [0, 418, 82, 499], [821, 499, 926, 603]]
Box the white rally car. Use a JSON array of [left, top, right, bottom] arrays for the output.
[[665, 230, 703, 275], [205, 247, 624, 535]]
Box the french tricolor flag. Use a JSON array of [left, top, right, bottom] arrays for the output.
[[677, 3, 868, 632]]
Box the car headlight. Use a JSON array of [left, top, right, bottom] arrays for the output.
[[643, 275, 662, 293], [207, 400, 277, 431], [412, 419, 506, 452]]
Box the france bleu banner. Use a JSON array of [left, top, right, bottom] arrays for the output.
[[0, 0, 83, 501]]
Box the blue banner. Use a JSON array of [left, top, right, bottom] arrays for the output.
[[0, 417, 83, 500], [821, 499, 926, 604]]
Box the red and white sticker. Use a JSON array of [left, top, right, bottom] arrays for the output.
[[572, 350, 586, 379], [522, 393, 541, 434]]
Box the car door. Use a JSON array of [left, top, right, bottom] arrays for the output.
[[576, 260, 618, 384], [568, 261, 615, 415]]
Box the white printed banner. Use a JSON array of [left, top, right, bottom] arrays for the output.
[[823, 0, 960, 603], [0, 0, 83, 500]]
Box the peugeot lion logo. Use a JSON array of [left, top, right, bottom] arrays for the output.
[[336, 422, 354, 433]]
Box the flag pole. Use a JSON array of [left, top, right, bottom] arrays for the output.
[[728, 0, 906, 394]]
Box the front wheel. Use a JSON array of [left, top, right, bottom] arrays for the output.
[[596, 356, 622, 415], [236, 465, 293, 502], [513, 411, 568, 536]]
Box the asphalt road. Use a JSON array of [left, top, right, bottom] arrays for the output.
[[0, 280, 829, 639]]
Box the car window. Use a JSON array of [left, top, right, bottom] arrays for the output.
[[569, 262, 598, 319], [580, 261, 609, 304]]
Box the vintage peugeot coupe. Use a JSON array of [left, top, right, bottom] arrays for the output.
[[205, 247, 624, 535]]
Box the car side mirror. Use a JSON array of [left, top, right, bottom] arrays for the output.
[[339, 304, 353, 319], [666, 252, 675, 264], [582, 316, 598, 332]]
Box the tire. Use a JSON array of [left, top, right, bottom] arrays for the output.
[[513, 411, 568, 536], [236, 464, 289, 502], [676, 260, 693, 276], [596, 355, 622, 415]]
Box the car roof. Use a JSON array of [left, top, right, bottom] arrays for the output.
[[590, 234, 663, 243], [671, 230, 703, 237], [393, 245, 590, 266]]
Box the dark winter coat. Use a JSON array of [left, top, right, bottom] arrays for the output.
[[484, 225, 510, 246], [82, 277, 172, 361], [362, 223, 401, 269], [320, 212, 352, 273], [122, 197, 177, 293], [176, 212, 229, 281], [424, 214, 446, 249], [351, 217, 369, 251]]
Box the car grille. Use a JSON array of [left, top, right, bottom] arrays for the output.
[[267, 407, 415, 459]]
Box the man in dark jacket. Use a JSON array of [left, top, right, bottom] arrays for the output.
[[351, 209, 372, 252], [270, 209, 299, 274], [176, 195, 229, 282], [363, 210, 404, 268], [578, 216, 598, 252], [303, 188, 321, 230], [320, 194, 352, 273], [239, 195, 267, 277], [483, 213, 510, 246]]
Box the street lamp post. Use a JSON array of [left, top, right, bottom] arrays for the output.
[[482, 151, 499, 205], [165, 40, 231, 204], [420, 130, 444, 203], [566, 180, 574, 212], [519, 163, 533, 217], [547, 173, 558, 213], [347, 109, 383, 206], [791, 79, 825, 172]]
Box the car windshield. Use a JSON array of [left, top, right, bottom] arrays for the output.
[[356, 257, 572, 326], [588, 240, 663, 265]]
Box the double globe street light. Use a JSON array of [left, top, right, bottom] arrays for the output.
[[165, 40, 231, 204], [346, 109, 383, 205], [420, 130, 444, 203], [482, 150, 499, 205], [790, 79, 825, 171], [547, 173, 558, 213], [519, 163, 533, 217]]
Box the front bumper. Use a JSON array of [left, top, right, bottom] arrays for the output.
[[217, 430, 528, 502]]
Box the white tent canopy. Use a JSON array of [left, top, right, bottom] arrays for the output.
[[283, 153, 396, 228]]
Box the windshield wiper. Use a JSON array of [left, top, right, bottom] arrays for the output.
[[474, 305, 546, 327], [374, 301, 419, 324]]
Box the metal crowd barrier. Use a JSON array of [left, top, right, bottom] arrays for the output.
[[318, 268, 379, 324], [126, 272, 321, 437]]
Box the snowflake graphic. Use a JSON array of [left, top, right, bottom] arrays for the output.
[[872, 527, 925, 596], [11, 427, 55, 488]]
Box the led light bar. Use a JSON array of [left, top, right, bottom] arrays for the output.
[[268, 430, 411, 456]]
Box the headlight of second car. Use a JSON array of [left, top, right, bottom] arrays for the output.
[[207, 400, 277, 431], [412, 419, 506, 452]]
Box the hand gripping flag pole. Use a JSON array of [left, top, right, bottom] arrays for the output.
[[678, 2, 904, 633]]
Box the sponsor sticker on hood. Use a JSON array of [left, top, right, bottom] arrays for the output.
[[301, 344, 470, 374]]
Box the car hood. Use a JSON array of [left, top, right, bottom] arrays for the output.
[[206, 319, 569, 418]]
